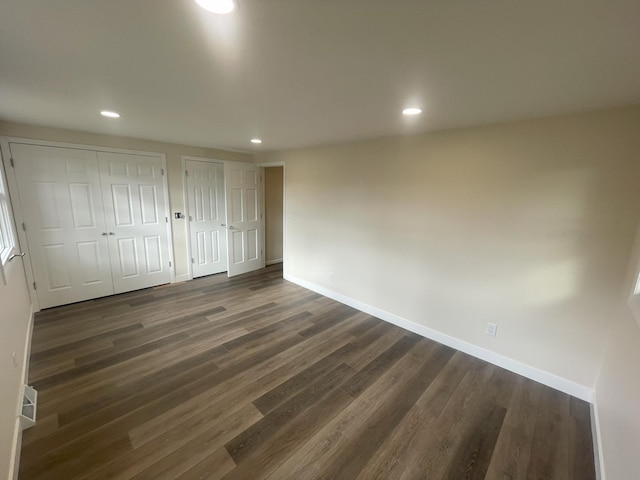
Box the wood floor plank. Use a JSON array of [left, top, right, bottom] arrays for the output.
[[264, 338, 439, 480], [129, 406, 259, 480], [526, 387, 572, 479], [226, 362, 356, 464], [221, 386, 356, 480], [314, 342, 454, 480], [395, 361, 498, 479], [341, 334, 422, 397], [77, 403, 258, 480], [19, 264, 596, 480], [175, 447, 236, 480], [569, 396, 597, 480], [441, 403, 507, 479], [354, 351, 474, 480], [484, 376, 544, 479], [252, 343, 355, 415], [128, 326, 359, 450]]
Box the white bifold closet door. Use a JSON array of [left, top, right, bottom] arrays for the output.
[[225, 162, 262, 277], [98, 152, 171, 294], [10, 143, 171, 308], [185, 159, 227, 278]]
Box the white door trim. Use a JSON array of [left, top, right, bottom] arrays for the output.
[[1, 136, 175, 310], [261, 166, 265, 269], [1, 136, 165, 158], [256, 161, 285, 168], [0, 138, 39, 310]]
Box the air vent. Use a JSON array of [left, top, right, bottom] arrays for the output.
[[20, 385, 37, 430]]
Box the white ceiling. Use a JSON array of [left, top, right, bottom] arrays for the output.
[[0, 0, 639, 152]]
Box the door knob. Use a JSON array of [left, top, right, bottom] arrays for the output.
[[108, 232, 115, 235], [221, 223, 226, 227], [228, 225, 235, 229], [101, 232, 108, 236]]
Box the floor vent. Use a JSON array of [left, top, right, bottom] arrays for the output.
[[20, 385, 37, 430]]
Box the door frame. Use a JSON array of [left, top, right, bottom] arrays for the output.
[[257, 161, 285, 271], [182, 156, 264, 280], [1, 136, 176, 311]]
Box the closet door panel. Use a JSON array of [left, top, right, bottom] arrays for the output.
[[99, 152, 171, 293], [10, 143, 114, 308]]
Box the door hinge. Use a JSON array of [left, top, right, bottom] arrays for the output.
[[169, 261, 172, 267], [33, 282, 36, 290], [185, 170, 189, 177], [161, 168, 165, 176], [10, 157, 15, 167], [191, 258, 195, 264], [165, 217, 169, 223], [22, 222, 26, 232]]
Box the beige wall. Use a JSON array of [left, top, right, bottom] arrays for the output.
[[595, 309, 640, 479], [260, 107, 640, 391], [594, 216, 640, 480], [0, 254, 32, 477], [0, 121, 254, 279], [264, 167, 284, 263]]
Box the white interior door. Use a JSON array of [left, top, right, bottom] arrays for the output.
[[98, 152, 171, 294], [10, 143, 114, 308], [225, 162, 262, 277], [186, 159, 227, 278]]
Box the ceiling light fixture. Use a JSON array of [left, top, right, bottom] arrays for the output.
[[402, 107, 422, 116], [100, 110, 121, 118], [195, 0, 236, 14], [250, 138, 263, 144]]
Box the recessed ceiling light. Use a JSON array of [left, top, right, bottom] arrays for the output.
[[402, 107, 422, 116], [100, 110, 120, 118], [250, 138, 263, 144], [195, 0, 236, 14]]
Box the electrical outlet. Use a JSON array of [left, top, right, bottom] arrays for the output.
[[329, 272, 335, 282], [486, 323, 498, 336]]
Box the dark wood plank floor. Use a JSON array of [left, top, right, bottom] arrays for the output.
[[19, 264, 596, 480]]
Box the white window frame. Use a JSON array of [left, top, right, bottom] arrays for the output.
[[0, 151, 18, 283]]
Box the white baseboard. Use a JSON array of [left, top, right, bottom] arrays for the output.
[[174, 273, 191, 283], [9, 418, 22, 480], [9, 307, 35, 480], [266, 258, 283, 266], [591, 400, 606, 480], [284, 272, 595, 402]]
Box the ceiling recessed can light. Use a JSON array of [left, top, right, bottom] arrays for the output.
[[402, 107, 422, 116], [250, 138, 263, 144], [195, 0, 236, 14], [100, 110, 120, 118]]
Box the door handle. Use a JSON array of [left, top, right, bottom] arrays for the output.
[[108, 232, 115, 236], [221, 223, 226, 227], [101, 232, 108, 236], [228, 225, 235, 229], [8, 252, 25, 262]]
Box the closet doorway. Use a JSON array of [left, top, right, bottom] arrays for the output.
[[263, 166, 284, 266], [184, 157, 263, 278], [6, 140, 173, 309]]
